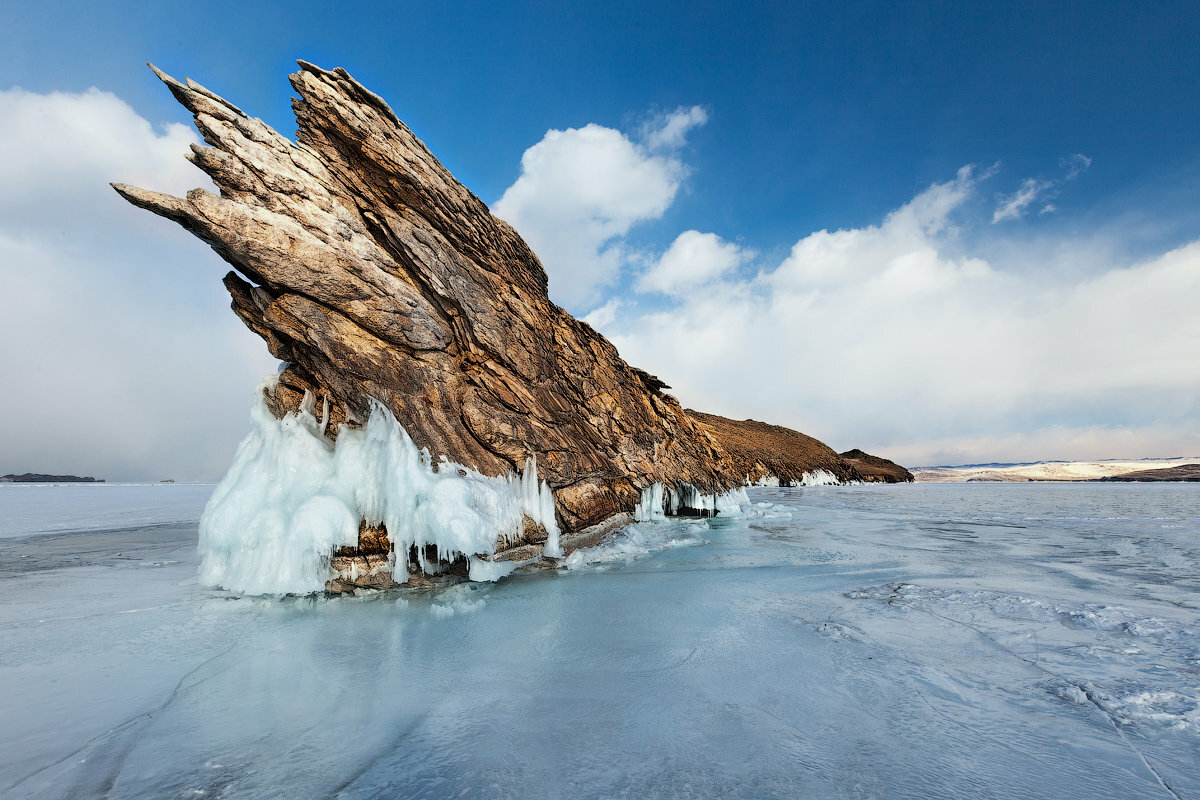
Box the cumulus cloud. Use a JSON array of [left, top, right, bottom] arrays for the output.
[[0, 87, 276, 481], [636, 230, 751, 296], [492, 109, 706, 311], [605, 169, 1200, 465]]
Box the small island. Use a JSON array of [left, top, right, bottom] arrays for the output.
[[1, 473, 101, 483]]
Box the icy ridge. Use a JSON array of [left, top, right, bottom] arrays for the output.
[[199, 386, 562, 595]]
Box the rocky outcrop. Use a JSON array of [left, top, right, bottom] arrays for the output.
[[114, 62, 737, 537], [687, 411, 854, 484], [838, 449, 914, 483], [686, 413, 913, 485], [114, 62, 909, 589]]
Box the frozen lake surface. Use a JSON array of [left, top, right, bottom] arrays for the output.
[[1, 483, 1197, 799], [0, 483, 214, 539]]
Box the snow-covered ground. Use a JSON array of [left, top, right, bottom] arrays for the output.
[[1, 482, 1198, 799], [913, 456, 1200, 482]]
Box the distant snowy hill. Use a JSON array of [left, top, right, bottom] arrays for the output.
[[912, 458, 1200, 482]]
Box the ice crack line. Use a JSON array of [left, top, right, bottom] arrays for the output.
[[1, 641, 240, 797], [901, 600, 1184, 800]]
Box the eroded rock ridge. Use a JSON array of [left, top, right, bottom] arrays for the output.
[[115, 62, 909, 589]]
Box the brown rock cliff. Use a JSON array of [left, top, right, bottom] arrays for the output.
[[114, 62, 910, 561]]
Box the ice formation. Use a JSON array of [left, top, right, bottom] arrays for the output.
[[747, 475, 781, 487], [199, 384, 564, 595], [797, 469, 840, 486], [744, 470, 840, 488], [633, 482, 750, 522]]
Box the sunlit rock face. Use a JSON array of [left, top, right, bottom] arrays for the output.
[[115, 62, 908, 592], [114, 62, 740, 532]]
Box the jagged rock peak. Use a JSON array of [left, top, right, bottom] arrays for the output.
[[114, 61, 740, 532]]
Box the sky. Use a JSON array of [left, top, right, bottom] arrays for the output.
[[1, 1, 1199, 480]]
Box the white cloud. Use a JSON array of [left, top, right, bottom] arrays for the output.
[[993, 177, 1054, 223], [0, 87, 277, 481], [637, 230, 750, 296], [581, 298, 622, 330], [1064, 152, 1092, 179], [641, 105, 709, 151], [993, 154, 1091, 223], [606, 170, 1200, 465], [492, 111, 706, 311], [0, 88, 200, 236]]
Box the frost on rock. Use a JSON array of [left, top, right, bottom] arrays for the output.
[[199, 385, 563, 595]]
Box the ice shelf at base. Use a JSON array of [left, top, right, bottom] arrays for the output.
[[198, 383, 562, 595], [633, 483, 752, 522], [744, 469, 842, 488]]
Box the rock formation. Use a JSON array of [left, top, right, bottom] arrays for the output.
[[114, 62, 910, 590], [838, 449, 915, 483], [687, 411, 855, 484]]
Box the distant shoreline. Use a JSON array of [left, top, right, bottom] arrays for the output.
[[913, 457, 1200, 483], [1, 473, 101, 483]]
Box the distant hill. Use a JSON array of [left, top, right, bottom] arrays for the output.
[[913, 457, 1200, 482], [1099, 464, 1200, 482], [0, 473, 101, 483]]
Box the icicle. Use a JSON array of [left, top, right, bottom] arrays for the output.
[[200, 388, 536, 594], [318, 396, 330, 437]]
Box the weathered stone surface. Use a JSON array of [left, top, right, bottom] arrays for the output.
[[115, 61, 740, 537], [114, 62, 911, 555], [327, 552, 398, 593]]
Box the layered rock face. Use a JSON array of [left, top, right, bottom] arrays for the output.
[[114, 62, 735, 536], [115, 62, 910, 589]]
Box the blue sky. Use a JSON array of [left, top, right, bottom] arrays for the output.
[[7, 1, 1198, 248], [2, 1, 1199, 478]]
